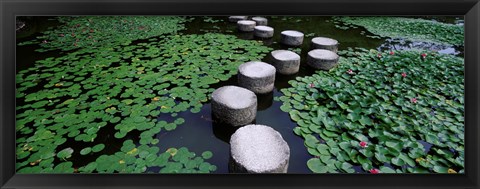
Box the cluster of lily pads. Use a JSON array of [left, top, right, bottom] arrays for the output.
[[276, 48, 464, 173], [16, 17, 272, 173], [202, 16, 223, 23], [17, 16, 191, 52], [331, 17, 464, 46]]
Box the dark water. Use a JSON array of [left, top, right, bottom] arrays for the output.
[[16, 16, 463, 173]]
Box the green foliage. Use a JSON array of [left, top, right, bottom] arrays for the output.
[[277, 48, 464, 173], [82, 146, 216, 173], [16, 28, 271, 173], [332, 17, 464, 45], [203, 16, 222, 23], [18, 16, 190, 52]]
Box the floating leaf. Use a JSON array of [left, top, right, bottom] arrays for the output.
[[92, 144, 105, 153], [201, 151, 213, 160], [57, 148, 74, 159], [80, 147, 92, 155]]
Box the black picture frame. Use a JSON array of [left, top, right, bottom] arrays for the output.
[[1, 0, 479, 189]]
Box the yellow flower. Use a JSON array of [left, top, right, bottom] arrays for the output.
[[448, 169, 457, 173]]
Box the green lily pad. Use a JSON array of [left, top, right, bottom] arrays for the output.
[[57, 148, 74, 159], [201, 151, 213, 160], [92, 144, 105, 153], [80, 147, 92, 155]]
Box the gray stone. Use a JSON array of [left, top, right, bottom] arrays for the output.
[[211, 86, 257, 126], [280, 30, 304, 46], [238, 61, 276, 94], [254, 26, 274, 38], [270, 50, 301, 75], [237, 20, 256, 32], [251, 17, 268, 25], [306, 49, 340, 70], [230, 124, 290, 173], [311, 37, 339, 52], [229, 16, 248, 22]]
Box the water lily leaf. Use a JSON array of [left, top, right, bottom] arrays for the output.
[[201, 151, 213, 159], [92, 144, 105, 153], [57, 148, 74, 159], [341, 162, 355, 173], [433, 165, 449, 173], [80, 147, 92, 155], [53, 162, 74, 173], [307, 158, 328, 173], [380, 166, 396, 173]]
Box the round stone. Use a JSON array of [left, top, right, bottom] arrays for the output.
[[251, 17, 268, 25], [280, 30, 304, 46], [230, 124, 290, 173], [237, 20, 256, 32], [311, 37, 339, 52], [238, 61, 276, 94], [306, 49, 340, 70], [270, 50, 301, 75], [254, 26, 274, 38], [211, 86, 257, 126], [229, 16, 248, 22]]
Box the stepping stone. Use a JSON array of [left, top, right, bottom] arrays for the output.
[[211, 86, 257, 126], [306, 49, 340, 70], [311, 37, 339, 52], [280, 30, 304, 46], [237, 20, 256, 32], [270, 50, 301, 75], [251, 17, 268, 25], [230, 124, 290, 173], [229, 16, 248, 22], [254, 26, 274, 38], [238, 61, 276, 94]]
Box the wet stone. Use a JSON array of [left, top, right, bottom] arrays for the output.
[[270, 50, 301, 75], [211, 86, 257, 126], [251, 17, 268, 26], [280, 30, 304, 46], [311, 37, 339, 52], [229, 16, 248, 22], [238, 61, 276, 94], [237, 20, 256, 32], [306, 49, 340, 70], [254, 26, 274, 38], [230, 124, 290, 173]]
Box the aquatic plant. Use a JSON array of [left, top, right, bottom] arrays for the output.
[[16, 33, 272, 173], [203, 16, 223, 23], [18, 16, 190, 52], [277, 48, 464, 173], [332, 17, 464, 46]]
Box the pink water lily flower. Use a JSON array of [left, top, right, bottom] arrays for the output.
[[42, 40, 48, 43], [377, 53, 382, 58], [421, 53, 427, 58], [347, 69, 354, 74], [369, 169, 380, 174], [309, 83, 315, 88], [401, 72, 407, 77], [411, 97, 418, 104], [389, 51, 395, 55], [360, 141, 368, 148]]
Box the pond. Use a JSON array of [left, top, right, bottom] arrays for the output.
[[16, 16, 464, 174]]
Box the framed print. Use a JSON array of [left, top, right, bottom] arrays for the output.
[[1, 0, 479, 189]]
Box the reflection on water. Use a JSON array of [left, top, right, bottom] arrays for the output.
[[378, 38, 463, 56], [257, 91, 274, 111]]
